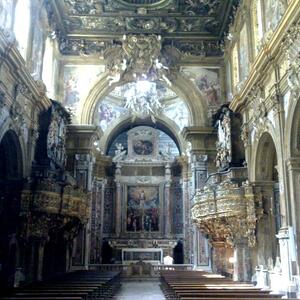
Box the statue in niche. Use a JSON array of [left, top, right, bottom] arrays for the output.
[[101, 239, 113, 264], [214, 106, 232, 170], [173, 240, 184, 264]]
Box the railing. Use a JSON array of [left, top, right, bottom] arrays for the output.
[[204, 167, 248, 187], [89, 263, 193, 277]]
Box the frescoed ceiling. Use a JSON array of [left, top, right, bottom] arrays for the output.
[[45, 0, 239, 56]]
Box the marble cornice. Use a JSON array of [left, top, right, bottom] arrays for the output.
[[0, 30, 51, 110], [182, 126, 215, 139], [229, 0, 300, 113], [118, 160, 171, 167], [67, 124, 101, 133], [180, 56, 224, 66], [286, 157, 300, 171]]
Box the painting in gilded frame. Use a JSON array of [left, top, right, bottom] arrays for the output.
[[133, 140, 154, 155], [126, 186, 159, 232]]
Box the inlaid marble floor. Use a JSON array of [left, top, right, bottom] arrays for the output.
[[114, 280, 166, 300]]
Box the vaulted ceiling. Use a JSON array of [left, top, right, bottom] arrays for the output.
[[46, 0, 239, 57]]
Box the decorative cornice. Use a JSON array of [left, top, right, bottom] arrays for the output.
[[0, 29, 51, 110], [229, 0, 300, 112]]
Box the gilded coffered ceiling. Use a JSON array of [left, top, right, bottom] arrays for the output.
[[45, 0, 239, 56]]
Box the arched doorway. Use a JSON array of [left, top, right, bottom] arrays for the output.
[[0, 130, 24, 288], [255, 132, 280, 267]]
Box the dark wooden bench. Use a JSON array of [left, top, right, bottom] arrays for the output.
[[1, 270, 121, 300], [160, 270, 285, 300]]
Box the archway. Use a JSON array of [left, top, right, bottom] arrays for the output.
[[286, 95, 300, 273], [79, 73, 209, 127], [255, 132, 280, 267], [0, 130, 24, 288], [103, 116, 184, 155]]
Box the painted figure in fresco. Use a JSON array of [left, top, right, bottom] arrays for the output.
[[98, 103, 117, 131], [64, 72, 80, 105], [266, 0, 285, 32], [0, 0, 13, 29], [196, 73, 219, 106]]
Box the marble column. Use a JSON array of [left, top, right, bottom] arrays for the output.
[[28, 241, 36, 282], [179, 157, 190, 263], [89, 180, 102, 264], [233, 238, 251, 282], [36, 240, 45, 281], [211, 241, 226, 274], [99, 179, 107, 259], [115, 163, 122, 237], [164, 163, 172, 237], [276, 227, 296, 295], [190, 154, 208, 194], [191, 154, 208, 267], [84, 225, 89, 270]]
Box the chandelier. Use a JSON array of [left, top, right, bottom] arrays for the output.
[[123, 81, 162, 122], [105, 34, 177, 122]]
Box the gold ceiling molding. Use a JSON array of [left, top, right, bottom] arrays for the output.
[[115, 0, 172, 9], [104, 34, 180, 86], [46, 0, 237, 57]]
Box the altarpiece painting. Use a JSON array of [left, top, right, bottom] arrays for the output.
[[126, 186, 159, 232]]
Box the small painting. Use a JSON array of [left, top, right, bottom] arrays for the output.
[[182, 67, 222, 106], [133, 140, 153, 155], [95, 99, 127, 131], [63, 65, 104, 113], [163, 100, 189, 130], [127, 186, 159, 232]]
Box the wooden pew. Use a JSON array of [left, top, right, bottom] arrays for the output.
[[1, 270, 121, 300], [160, 270, 285, 300]]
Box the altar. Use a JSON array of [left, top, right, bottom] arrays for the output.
[[122, 248, 163, 264]]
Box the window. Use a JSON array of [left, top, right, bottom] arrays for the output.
[[13, 0, 31, 60], [232, 44, 239, 92], [238, 25, 249, 81], [42, 37, 55, 98], [251, 0, 264, 55], [225, 60, 232, 101], [0, 0, 14, 30]]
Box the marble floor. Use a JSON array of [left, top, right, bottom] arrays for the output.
[[114, 280, 166, 300]]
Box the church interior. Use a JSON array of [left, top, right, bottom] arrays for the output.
[[0, 0, 300, 299]]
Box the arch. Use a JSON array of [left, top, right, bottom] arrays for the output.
[[285, 93, 300, 158], [0, 119, 27, 177], [0, 129, 24, 180], [78, 72, 208, 127], [0, 129, 24, 288], [253, 131, 281, 267], [99, 114, 185, 155], [254, 132, 278, 181]]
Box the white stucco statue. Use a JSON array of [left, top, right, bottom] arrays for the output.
[[163, 255, 173, 265]]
